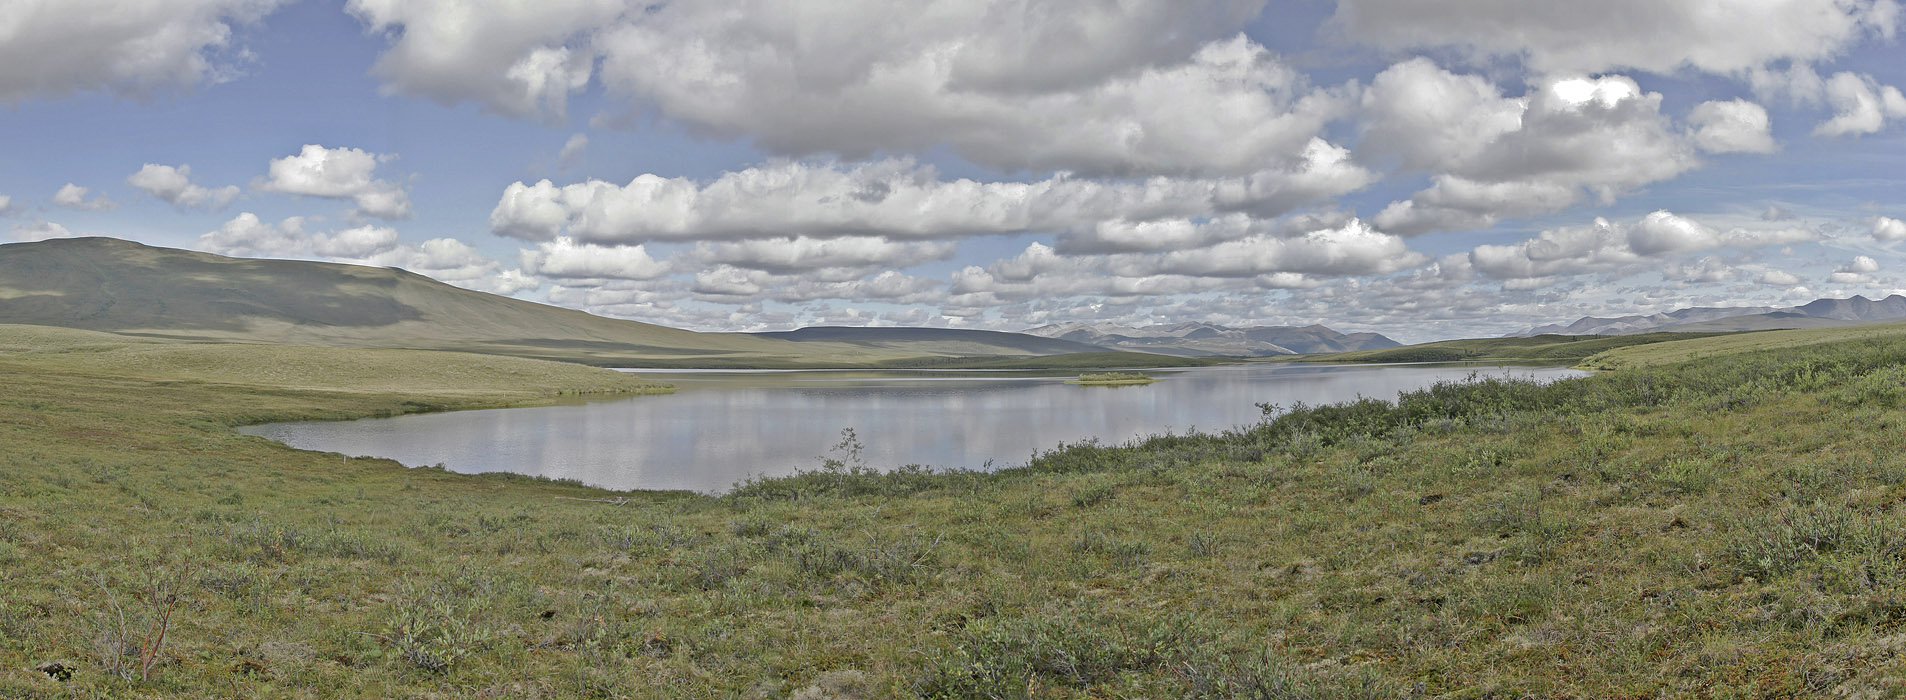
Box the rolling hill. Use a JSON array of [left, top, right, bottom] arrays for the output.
[[0, 237, 1167, 368]]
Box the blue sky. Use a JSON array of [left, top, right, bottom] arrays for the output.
[[3, 0, 1905, 342]]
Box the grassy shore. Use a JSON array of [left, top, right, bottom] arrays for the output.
[[1291, 331, 1729, 366], [8, 323, 1906, 697], [1066, 372, 1157, 386]]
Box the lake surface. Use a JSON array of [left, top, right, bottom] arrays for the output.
[[239, 363, 1587, 493]]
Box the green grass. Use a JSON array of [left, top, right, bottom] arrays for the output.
[[12, 324, 1906, 696], [1292, 331, 1732, 365], [1066, 371, 1157, 385], [1582, 321, 1906, 369]]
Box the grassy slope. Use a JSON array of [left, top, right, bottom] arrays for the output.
[[10, 326, 1906, 696], [1582, 320, 1906, 369], [1292, 331, 1731, 365]]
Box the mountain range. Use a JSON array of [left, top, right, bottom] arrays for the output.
[[1515, 295, 1906, 337], [1023, 321, 1401, 356]]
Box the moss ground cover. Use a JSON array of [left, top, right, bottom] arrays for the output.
[[7, 323, 1906, 697]]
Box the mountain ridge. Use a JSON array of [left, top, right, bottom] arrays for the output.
[[1514, 294, 1906, 337], [1023, 321, 1400, 356]]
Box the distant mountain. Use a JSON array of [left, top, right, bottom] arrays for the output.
[[1515, 295, 1906, 337], [0, 237, 1152, 367], [752, 326, 1108, 356], [1023, 321, 1400, 356]]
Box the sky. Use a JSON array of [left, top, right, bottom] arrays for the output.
[[2, 1, 1905, 343]]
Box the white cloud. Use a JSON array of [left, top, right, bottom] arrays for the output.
[[345, 0, 621, 123], [1469, 211, 1815, 279], [518, 237, 669, 280], [1329, 0, 1902, 75], [50, 184, 116, 211], [8, 220, 78, 242], [257, 144, 412, 219], [1367, 67, 1696, 235], [1688, 99, 1778, 154], [1875, 216, 1906, 241], [1359, 58, 1526, 171], [602, 29, 1344, 176], [126, 164, 240, 210], [556, 133, 588, 170], [492, 149, 1370, 244], [1830, 255, 1880, 284], [0, 0, 287, 103], [1814, 71, 1906, 136], [691, 236, 956, 274], [1144, 219, 1428, 278], [1759, 269, 1803, 285], [0, 195, 14, 216], [197, 213, 532, 295], [353, 1, 1340, 176]]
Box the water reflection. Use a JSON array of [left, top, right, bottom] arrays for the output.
[[239, 363, 1586, 493]]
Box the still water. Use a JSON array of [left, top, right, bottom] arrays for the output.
[[239, 363, 1587, 493]]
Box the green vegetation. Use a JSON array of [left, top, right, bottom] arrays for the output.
[[1582, 321, 1906, 370], [11, 323, 1906, 696], [1293, 330, 1731, 365], [1066, 371, 1157, 385]]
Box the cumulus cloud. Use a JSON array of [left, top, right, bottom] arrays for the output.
[[1831, 254, 1882, 283], [1688, 99, 1778, 153], [50, 184, 116, 211], [1875, 216, 1906, 241], [8, 220, 78, 242], [0, 195, 15, 217], [518, 238, 669, 280], [1366, 66, 1697, 235], [602, 29, 1348, 176], [1329, 0, 1901, 75], [0, 0, 287, 103], [492, 147, 1371, 244], [126, 163, 241, 210], [346, 0, 621, 122], [1814, 71, 1906, 136], [354, 1, 1342, 176], [257, 144, 412, 219], [944, 218, 1422, 307], [1759, 269, 1803, 285], [197, 213, 533, 294], [1468, 211, 1816, 279], [690, 236, 956, 274]]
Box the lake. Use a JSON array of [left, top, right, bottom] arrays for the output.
[[238, 363, 1588, 493]]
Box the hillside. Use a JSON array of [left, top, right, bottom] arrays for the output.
[[1024, 321, 1399, 356], [0, 237, 1171, 368], [1293, 331, 1729, 365]]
